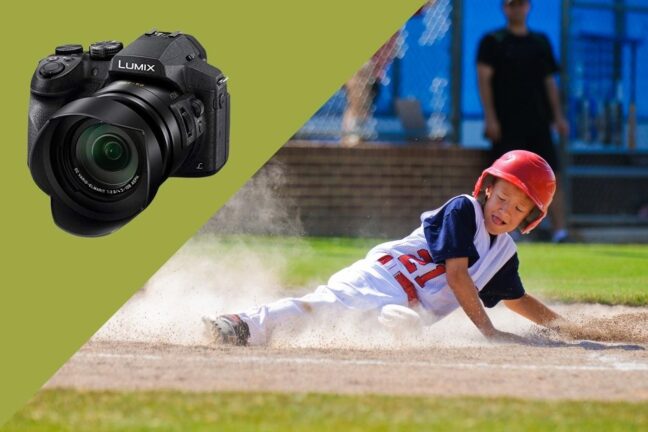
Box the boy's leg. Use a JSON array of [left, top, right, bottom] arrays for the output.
[[239, 285, 348, 345], [205, 288, 343, 347], [209, 261, 410, 346]]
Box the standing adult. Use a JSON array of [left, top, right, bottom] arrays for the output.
[[477, 0, 570, 242]]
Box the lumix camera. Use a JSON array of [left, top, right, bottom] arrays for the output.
[[28, 30, 230, 236]]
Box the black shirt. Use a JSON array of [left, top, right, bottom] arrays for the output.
[[477, 28, 559, 138], [423, 196, 526, 308]]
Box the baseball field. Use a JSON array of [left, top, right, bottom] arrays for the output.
[[3, 236, 648, 431]]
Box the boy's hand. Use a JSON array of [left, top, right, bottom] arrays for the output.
[[485, 329, 530, 345]]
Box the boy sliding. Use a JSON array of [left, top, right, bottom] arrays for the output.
[[205, 150, 567, 346]]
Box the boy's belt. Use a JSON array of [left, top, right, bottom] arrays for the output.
[[377, 255, 419, 306]]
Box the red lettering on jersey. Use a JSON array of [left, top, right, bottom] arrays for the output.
[[397, 255, 417, 272], [398, 249, 434, 272], [380, 250, 445, 293], [394, 272, 419, 305], [415, 265, 446, 287], [397, 249, 445, 287], [417, 249, 433, 263]]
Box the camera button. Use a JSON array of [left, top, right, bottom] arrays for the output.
[[39, 61, 65, 78], [55, 44, 83, 55]]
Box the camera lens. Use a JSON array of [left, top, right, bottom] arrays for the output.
[[74, 123, 139, 189], [94, 136, 127, 168], [29, 79, 203, 236]]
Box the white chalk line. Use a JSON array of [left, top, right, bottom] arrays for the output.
[[76, 351, 648, 373]]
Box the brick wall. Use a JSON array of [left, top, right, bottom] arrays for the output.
[[267, 141, 489, 238], [207, 142, 648, 237]]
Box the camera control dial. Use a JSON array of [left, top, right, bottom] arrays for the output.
[[89, 41, 124, 59], [55, 44, 83, 55]]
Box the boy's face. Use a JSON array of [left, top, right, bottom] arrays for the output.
[[483, 179, 535, 236]]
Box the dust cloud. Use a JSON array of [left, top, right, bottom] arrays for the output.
[[92, 239, 287, 346], [92, 163, 304, 346], [199, 161, 303, 236], [555, 311, 648, 344]]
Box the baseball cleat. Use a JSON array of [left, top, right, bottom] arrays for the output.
[[203, 314, 250, 346]]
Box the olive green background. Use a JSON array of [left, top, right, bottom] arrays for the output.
[[0, 0, 423, 425]]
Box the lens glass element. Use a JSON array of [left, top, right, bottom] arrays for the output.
[[74, 123, 139, 188]]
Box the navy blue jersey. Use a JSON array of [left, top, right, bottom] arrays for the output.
[[422, 196, 525, 307]]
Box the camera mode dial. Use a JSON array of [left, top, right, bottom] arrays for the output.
[[89, 41, 123, 59]]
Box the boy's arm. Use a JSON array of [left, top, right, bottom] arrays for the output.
[[503, 293, 563, 327], [446, 257, 526, 343]]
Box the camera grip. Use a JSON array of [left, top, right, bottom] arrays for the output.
[[199, 89, 228, 174], [28, 94, 67, 164]]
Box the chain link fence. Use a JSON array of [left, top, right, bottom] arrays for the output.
[[294, 0, 454, 144]]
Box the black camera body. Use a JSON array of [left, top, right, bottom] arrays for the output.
[[28, 30, 230, 236]]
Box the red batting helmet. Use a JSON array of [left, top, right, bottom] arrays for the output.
[[473, 150, 556, 234]]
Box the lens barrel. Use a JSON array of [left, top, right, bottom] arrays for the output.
[[28, 81, 185, 236]]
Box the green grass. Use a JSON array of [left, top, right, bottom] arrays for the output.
[[189, 235, 648, 305], [516, 243, 648, 305], [3, 390, 648, 432]]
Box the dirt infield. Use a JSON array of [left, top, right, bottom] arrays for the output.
[[45, 304, 648, 401]]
